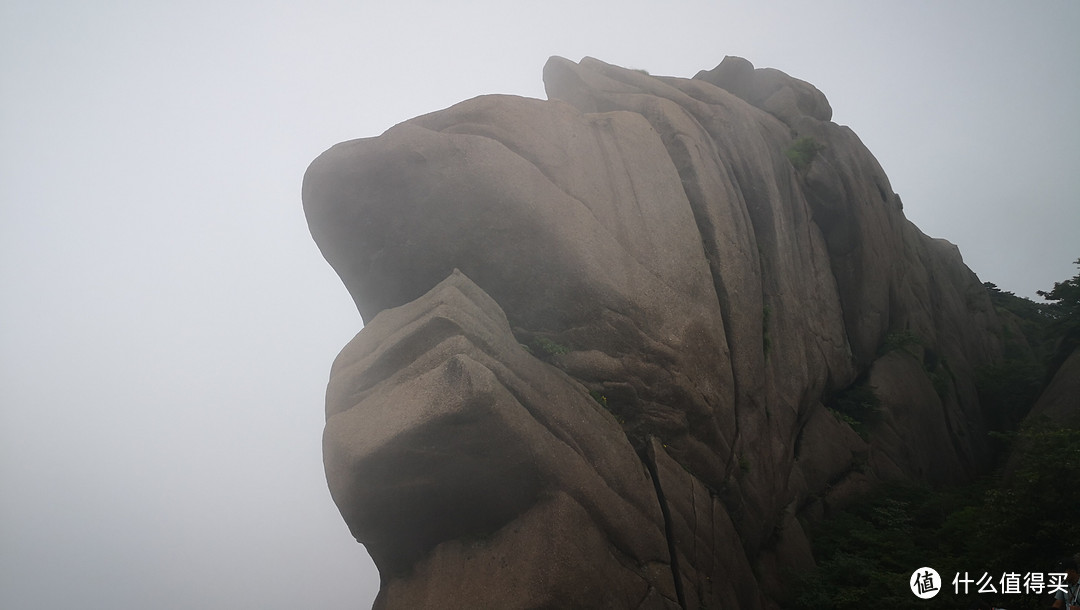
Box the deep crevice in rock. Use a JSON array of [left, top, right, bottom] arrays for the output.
[[640, 440, 687, 609]]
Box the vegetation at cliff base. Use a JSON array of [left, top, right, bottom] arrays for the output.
[[793, 422, 1080, 610], [795, 261, 1080, 610]]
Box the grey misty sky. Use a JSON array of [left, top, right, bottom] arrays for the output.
[[0, 1, 1076, 608]]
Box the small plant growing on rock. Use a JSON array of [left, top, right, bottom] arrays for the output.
[[928, 366, 952, 399], [879, 329, 923, 357], [785, 136, 824, 171], [828, 383, 882, 439], [590, 389, 625, 424], [533, 337, 570, 357], [739, 455, 752, 474]]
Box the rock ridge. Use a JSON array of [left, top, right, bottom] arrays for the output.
[[303, 55, 1006, 608]]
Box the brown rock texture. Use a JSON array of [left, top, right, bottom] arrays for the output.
[[303, 55, 1007, 608]]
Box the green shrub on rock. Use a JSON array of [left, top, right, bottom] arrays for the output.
[[786, 136, 824, 171]]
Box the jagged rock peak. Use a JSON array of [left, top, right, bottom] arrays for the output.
[[304, 55, 1003, 609], [695, 55, 833, 124]]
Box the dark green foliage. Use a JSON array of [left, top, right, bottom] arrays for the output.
[[975, 359, 1045, 432], [793, 485, 953, 609], [1036, 258, 1080, 322], [794, 484, 985, 609], [985, 282, 1056, 320], [827, 383, 881, 438], [793, 423, 1080, 610], [977, 423, 1080, 570], [879, 329, 923, 356], [1036, 258, 1080, 377], [979, 260, 1079, 405], [828, 408, 860, 430], [739, 455, 751, 474], [876, 331, 955, 398], [921, 353, 953, 400], [973, 261, 1080, 430], [984, 282, 1056, 362], [927, 366, 951, 399], [785, 136, 824, 171], [795, 264, 1080, 608], [532, 337, 569, 358]]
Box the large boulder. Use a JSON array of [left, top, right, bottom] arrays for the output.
[[323, 270, 678, 607], [303, 56, 1006, 608]]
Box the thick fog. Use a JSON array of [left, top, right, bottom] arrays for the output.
[[1, 1, 1077, 608]]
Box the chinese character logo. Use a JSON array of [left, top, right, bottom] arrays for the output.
[[911, 567, 942, 599]]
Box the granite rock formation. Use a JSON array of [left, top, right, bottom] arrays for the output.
[[1029, 347, 1080, 427], [303, 56, 1007, 608]]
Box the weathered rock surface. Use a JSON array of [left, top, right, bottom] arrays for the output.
[[304, 55, 1007, 608], [1029, 347, 1080, 426], [323, 270, 678, 608]]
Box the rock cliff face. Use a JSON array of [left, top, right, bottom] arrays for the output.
[[1029, 348, 1080, 427], [303, 56, 1005, 608]]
